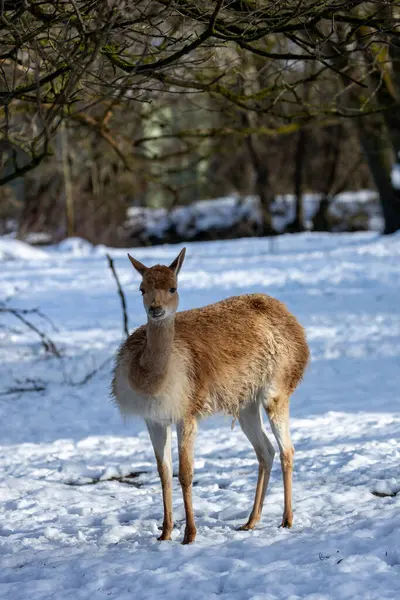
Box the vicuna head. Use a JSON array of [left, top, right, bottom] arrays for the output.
[[128, 248, 186, 322]]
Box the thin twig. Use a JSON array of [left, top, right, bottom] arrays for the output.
[[72, 355, 114, 386], [0, 306, 59, 331], [0, 385, 46, 396], [106, 254, 129, 338], [371, 490, 398, 498], [70, 0, 86, 35], [0, 307, 61, 357], [65, 470, 148, 487]]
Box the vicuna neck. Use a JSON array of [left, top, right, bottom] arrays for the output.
[[140, 316, 175, 380]]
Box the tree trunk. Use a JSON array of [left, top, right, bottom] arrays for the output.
[[249, 141, 275, 234], [244, 125, 275, 234], [18, 177, 61, 239], [287, 68, 315, 234], [238, 102, 275, 235], [356, 116, 400, 234], [287, 128, 306, 232], [59, 123, 74, 238], [353, 20, 400, 234], [312, 125, 342, 232], [312, 197, 331, 231], [322, 20, 400, 235], [375, 8, 400, 157]]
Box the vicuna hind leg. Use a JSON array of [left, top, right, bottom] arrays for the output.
[[238, 400, 275, 530], [177, 416, 198, 544], [146, 420, 173, 541], [265, 394, 294, 528]]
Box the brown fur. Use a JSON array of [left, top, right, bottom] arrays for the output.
[[115, 293, 308, 417], [112, 249, 310, 544], [155, 457, 173, 541]]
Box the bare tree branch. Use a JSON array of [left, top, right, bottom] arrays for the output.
[[106, 254, 129, 338], [0, 307, 62, 358]]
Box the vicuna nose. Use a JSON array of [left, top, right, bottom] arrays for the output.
[[149, 306, 165, 318]]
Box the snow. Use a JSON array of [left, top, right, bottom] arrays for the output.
[[1, 231, 400, 599], [0, 237, 49, 261], [125, 191, 383, 242], [391, 162, 400, 191], [126, 195, 262, 241]]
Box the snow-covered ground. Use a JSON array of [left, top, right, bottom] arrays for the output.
[[125, 190, 382, 244], [0, 232, 399, 599]]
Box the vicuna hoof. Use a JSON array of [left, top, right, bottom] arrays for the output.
[[157, 532, 172, 541], [280, 514, 293, 528], [181, 527, 196, 545], [237, 521, 257, 531]]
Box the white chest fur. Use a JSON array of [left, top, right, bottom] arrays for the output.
[[113, 347, 191, 424]]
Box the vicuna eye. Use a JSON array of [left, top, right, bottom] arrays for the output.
[[169, 287, 177, 294]]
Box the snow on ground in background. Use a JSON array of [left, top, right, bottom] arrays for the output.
[[0, 237, 49, 261], [126, 190, 383, 241], [0, 232, 399, 600], [391, 163, 400, 190]]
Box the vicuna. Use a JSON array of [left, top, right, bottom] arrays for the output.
[[112, 248, 309, 544]]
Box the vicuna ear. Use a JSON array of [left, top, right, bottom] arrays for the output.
[[169, 247, 186, 276], [127, 254, 147, 276]]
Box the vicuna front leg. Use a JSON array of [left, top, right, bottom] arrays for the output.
[[146, 420, 173, 541], [177, 417, 198, 544], [238, 401, 275, 530], [266, 395, 294, 528]]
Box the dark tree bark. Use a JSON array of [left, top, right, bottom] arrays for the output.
[[312, 125, 342, 231], [356, 117, 400, 235], [242, 113, 275, 235], [287, 128, 307, 232], [246, 133, 275, 235]]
